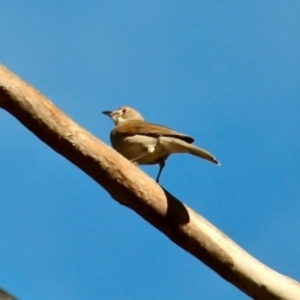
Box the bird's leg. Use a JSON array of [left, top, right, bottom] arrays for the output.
[[156, 161, 165, 183], [154, 137, 166, 183]]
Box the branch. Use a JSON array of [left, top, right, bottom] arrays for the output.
[[0, 64, 299, 299], [0, 288, 17, 300]]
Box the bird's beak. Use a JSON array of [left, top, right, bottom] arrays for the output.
[[102, 110, 113, 117]]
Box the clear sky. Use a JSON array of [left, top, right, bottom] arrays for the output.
[[1, 1, 300, 299]]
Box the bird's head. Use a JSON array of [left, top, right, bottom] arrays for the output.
[[102, 106, 144, 125]]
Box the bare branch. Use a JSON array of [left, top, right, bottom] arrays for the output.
[[0, 288, 18, 300], [0, 64, 299, 299]]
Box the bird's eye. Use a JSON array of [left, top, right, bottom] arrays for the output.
[[122, 108, 127, 114]]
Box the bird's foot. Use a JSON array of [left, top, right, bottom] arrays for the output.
[[129, 159, 139, 166]]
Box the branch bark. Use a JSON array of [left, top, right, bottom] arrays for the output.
[[0, 64, 299, 299], [0, 288, 17, 300]]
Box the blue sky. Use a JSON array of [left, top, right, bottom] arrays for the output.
[[1, 1, 300, 299]]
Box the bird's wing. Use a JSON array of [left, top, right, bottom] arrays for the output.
[[114, 120, 195, 143]]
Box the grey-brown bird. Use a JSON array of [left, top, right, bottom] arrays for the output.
[[103, 106, 220, 182]]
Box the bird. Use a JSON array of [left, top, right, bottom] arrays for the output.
[[102, 106, 220, 182]]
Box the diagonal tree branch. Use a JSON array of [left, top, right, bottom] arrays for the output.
[[0, 288, 18, 300], [0, 64, 299, 299]]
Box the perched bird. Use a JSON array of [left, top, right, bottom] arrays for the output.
[[103, 106, 220, 182]]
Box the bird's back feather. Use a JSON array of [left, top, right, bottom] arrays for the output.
[[112, 120, 195, 143]]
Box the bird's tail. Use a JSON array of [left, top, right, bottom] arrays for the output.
[[186, 143, 220, 165], [161, 137, 220, 165]]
